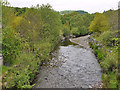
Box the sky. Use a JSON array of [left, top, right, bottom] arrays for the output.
[[7, 0, 119, 14]]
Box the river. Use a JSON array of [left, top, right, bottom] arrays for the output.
[[34, 35, 102, 88]]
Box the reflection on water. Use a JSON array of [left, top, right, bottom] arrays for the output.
[[60, 39, 78, 46]]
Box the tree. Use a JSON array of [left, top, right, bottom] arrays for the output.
[[89, 13, 110, 33]]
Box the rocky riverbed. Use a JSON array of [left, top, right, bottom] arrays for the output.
[[34, 35, 102, 88]]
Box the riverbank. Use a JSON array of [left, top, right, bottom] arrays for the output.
[[88, 34, 118, 88], [2, 5, 62, 88]]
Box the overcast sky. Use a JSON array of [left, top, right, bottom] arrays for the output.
[[7, 0, 119, 13]]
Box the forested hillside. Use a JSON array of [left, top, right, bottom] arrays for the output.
[[60, 10, 88, 15]]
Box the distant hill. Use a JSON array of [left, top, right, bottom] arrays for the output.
[[60, 10, 88, 15]]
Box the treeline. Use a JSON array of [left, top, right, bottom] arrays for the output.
[[89, 10, 119, 88], [61, 12, 94, 37], [60, 10, 88, 15], [2, 4, 62, 88]]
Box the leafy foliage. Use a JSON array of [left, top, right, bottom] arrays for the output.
[[89, 13, 110, 33], [2, 4, 62, 88], [89, 10, 118, 88], [61, 12, 94, 37], [2, 27, 21, 65]]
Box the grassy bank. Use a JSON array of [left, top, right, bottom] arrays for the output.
[[88, 9, 119, 88], [89, 34, 118, 88]]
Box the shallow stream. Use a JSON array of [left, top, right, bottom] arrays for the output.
[[34, 39, 102, 88]]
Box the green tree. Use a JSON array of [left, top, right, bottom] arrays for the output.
[[89, 13, 110, 33]]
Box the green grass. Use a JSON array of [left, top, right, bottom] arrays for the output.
[[89, 35, 118, 88], [102, 71, 117, 88], [2, 66, 9, 74]]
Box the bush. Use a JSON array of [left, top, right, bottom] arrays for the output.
[[62, 26, 70, 37], [101, 49, 118, 71], [78, 26, 88, 36], [96, 31, 115, 46], [71, 27, 79, 36], [102, 71, 117, 88], [72, 26, 88, 36], [2, 4, 62, 88], [2, 27, 21, 65]]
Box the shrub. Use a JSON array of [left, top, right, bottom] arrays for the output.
[[2, 27, 21, 65], [72, 26, 88, 36], [71, 27, 79, 36], [62, 26, 70, 37], [2, 4, 62, 88], [78, 26, 88, 36], [102, 72, 117, 88], [96, 31, 115, 46]]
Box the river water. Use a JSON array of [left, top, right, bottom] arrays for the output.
[[34, 38, 102, 88]]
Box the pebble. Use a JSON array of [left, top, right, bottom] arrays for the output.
[[34, 35, 102, 88]]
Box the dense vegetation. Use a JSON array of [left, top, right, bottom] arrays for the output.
[[1, 4, 95, 87], [89, 10, 119, 88], [2, 3, 62, 88], [1, 2, 119, 89], [61, 12, 94, 37]]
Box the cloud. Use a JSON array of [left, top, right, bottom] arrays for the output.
[[7, 0, 119, 13]]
